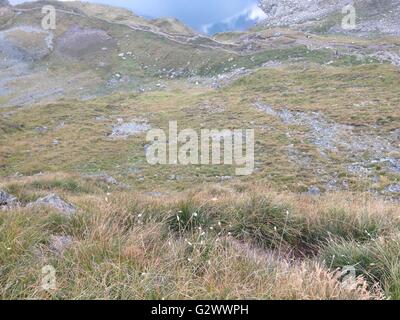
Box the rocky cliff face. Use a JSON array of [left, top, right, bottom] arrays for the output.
[[0, 0, 9, 7], [259, 0, 347, 25], [259, 0, 400, 35]]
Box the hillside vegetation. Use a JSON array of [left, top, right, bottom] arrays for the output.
[[0, 0, 399, 300], [1, 174, 399, 299]]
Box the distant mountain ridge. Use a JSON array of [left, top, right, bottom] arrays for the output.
[[1, 0, 399, 108], [62, 1, 196, 36]]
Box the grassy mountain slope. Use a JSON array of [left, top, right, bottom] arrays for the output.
[[0, 1, 235, 106]]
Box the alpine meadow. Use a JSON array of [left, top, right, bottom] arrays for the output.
[[0, 0, 399, 300]]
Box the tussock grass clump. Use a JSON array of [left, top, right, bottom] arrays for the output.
[[216, 196, 303, 250], [29, 179, 88, 194], [321, 236, 400, 299]]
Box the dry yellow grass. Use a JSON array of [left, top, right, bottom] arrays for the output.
[[1, 174, 398, 299]]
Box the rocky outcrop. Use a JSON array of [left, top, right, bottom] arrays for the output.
[[259, 0, 347, 26], [0, 26, 54, 62], [29, 194, 76, 216], [387, 184, 400, 193], [259, 0, 400, 35], [254, 102, 400, 193], [109, 120, 150, 138], [0, 189, 17, 208]]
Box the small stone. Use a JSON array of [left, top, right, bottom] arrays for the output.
[[95, 115, 107, 121], [128, 167, 142, 174], [35, 126, 48, 133], [307, 186, 321, 196], [371, 176, 380, 184], [326, 180, 338, 191], [386, 184, 400, 193]]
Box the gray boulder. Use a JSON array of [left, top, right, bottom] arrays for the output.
[[0, 189, 17, 207], [386, 184, 400, 193], [31, 194, 76, 216]]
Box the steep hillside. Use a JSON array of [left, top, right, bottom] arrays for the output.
[[0, 1, 236, 106], [0, 1, 398, 194], [66, 2, 195, 37], [2, 0, 400, 108]]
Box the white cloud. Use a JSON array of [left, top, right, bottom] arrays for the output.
[[201, 3, 267, 34], [248, 4, 267, 21]]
